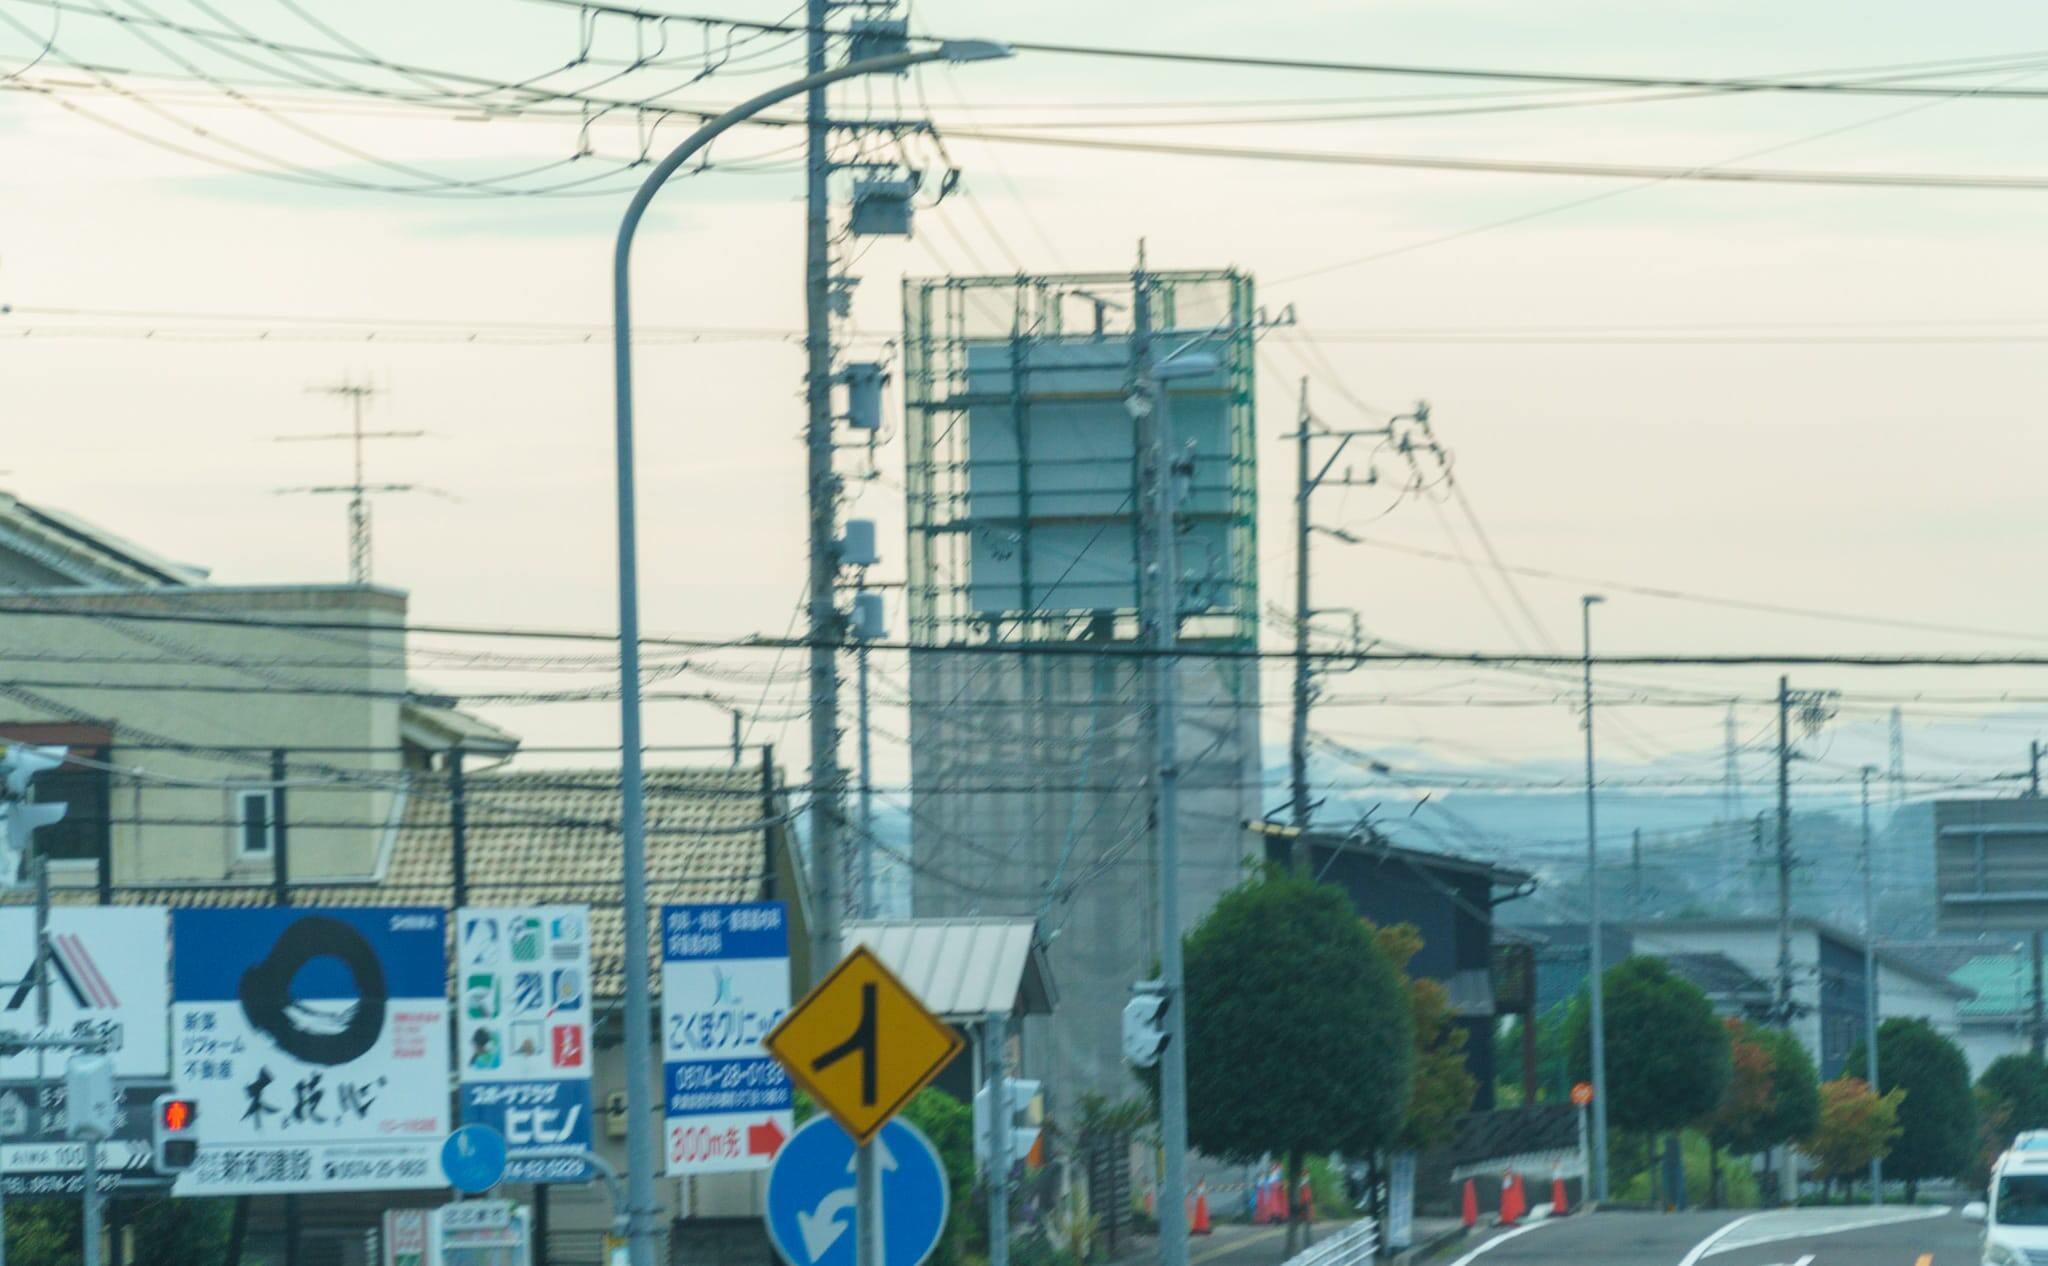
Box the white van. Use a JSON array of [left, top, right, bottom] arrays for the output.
[[1967, 1131, 2048, 1265]]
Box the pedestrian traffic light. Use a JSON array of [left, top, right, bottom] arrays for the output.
[[152, 1094, 199, 1174], [1122, 983, 1169, 1069]]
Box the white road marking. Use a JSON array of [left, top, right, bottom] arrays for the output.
[[1444, 1221, 1553, 1266], [1678, 1214, 1770, 1266], [1687, 1205, 1953, 1261]]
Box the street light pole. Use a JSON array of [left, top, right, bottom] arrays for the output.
[[1860, 765, 1882, 1206], [608, 39, 1011, 1266], [1581, 594, 1609, 1204]]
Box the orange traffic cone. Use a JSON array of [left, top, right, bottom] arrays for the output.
[[1552, 1173, 1569, 1216], [1461, 1179, 1478, 1230], [1298, 1177, 1314, 1225], [1498, 1174, 1521, 1227], [1191, 1186, 1213, 1235]]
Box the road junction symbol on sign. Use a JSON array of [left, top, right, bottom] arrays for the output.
[[763, 946, 962, 1145]]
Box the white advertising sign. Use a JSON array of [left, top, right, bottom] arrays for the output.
[[660, 902, 792, 1175], [170, 908, 449, 1196], [456, 906, 594, 1184], [0, 908, 168, 1080]]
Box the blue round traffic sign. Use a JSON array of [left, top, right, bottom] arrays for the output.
[[441, 1123, 509, 1193], [765, 1117, 949, 1266]]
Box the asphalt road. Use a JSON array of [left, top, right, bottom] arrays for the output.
[[1447, 1206, 1981, 1266]]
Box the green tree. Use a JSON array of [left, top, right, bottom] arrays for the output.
[[1978, 1054, 2048, 1146], [1751, 1026, 1821, 1148], [1568, 956, 1732, 1136], [1705, 1019, 1777, 1158], [901, 1088, 977, 1266], [1845, 1018, 1974, 1199], [4, 1200, 78, 1266], [1804, 1077, 1902, 1196], [1179, 870, 1414, 1253], [1372, 922, 1476, 1150]]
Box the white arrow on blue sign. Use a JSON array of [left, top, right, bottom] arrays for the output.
[[441, 1123, 509, 1194], [765, 1117, 949, 1266]]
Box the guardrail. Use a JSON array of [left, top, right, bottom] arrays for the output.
[[1280, 1218, 1379, 1266]]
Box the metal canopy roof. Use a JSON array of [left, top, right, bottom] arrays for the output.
[[842, 918, 1058, 1021]]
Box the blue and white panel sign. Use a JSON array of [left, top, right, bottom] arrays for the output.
[[456, 906, 593, 1183], [765, 1117, 950, 1266], [660, 901, 792, 1175], [170, 908, 449, 1196]]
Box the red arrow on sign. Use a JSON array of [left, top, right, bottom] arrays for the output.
[[748, 1119, 787, 1156]]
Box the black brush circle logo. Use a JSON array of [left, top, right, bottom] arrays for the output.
[[239, 916, 387, 1066]]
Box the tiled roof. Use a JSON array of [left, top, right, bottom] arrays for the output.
[[1956, 953, 2029, 1018], [1662, 951, 1773, 1000], [37, 765, 793, 998]]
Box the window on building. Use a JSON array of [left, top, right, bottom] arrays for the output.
[[237, 790, 274, 859]]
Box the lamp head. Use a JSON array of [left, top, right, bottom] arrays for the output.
[[938, 40, 1016, 63]]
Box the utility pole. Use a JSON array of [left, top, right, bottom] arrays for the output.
[[279, 379, 425, 585], [1630, 827, 1642, 917], [1723, 704, 1742, 822], [1287, 379, 1394, 858], [1860, 766, 1882, 1205], [802, 0, 846, 989], [2023, 925, 2039, 1057], [1134, 248, 1192, 1266], [2028, 741, 2045, 1060], [1776, 676, 1795, 1030], [1289, 378, 1313, 851], [1580, 594, 1609, 1204], [856, 640, 875, 920]]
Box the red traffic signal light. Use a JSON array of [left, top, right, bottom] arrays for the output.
[[152, 1095, 200, 1174], [159, 1098, 196, 1132]]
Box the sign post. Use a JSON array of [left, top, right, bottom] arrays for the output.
[[766, 946, 963, 1266], [1571, 1081, 1594, 1204]]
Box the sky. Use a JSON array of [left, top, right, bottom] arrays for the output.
[[6, 0, 2048, 838]]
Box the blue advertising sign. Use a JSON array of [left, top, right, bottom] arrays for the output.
[[459, 1081, 594, 1184], [456, 907, 593, 1183], [765, 1117, 949, 1266], [440, 1123, 508, 1194], [170, 908, 449, 1197], [661, 902, 793, 1176]]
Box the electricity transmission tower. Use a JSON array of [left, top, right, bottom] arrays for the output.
[[278, 379, 427, 584], [1888, 706, 1907, 814]]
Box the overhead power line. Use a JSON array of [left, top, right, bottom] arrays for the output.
[[514, 4, 2048, 100], [1357, 537, 2048, 644], [945, 127, 2048, 191]]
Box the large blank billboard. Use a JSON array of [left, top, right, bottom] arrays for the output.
[[1935, 798, 2048, 932]]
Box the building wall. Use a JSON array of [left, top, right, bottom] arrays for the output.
[[1959, 1018, 2030, 1078], [1876, 962, 1968, 1044], [908, 647, 1259, 1110], [1630, 923, 1965, 1074], [0, 586, 409, 886], [1633, 925, 1827, 1062]]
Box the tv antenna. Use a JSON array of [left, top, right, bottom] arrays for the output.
[[277, 377, 443, 584]]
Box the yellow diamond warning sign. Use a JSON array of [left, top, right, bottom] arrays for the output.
[[764, 946, 963, 1145]]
